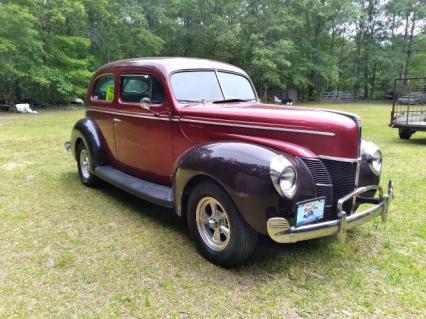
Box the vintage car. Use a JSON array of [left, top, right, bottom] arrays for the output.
[[65, 57, 393, 267]]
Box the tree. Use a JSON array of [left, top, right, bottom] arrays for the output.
[[0, 0, 424, 104], [0, 3, 45, 100]]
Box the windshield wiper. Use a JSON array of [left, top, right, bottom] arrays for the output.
[[212, 98, 255, 104]]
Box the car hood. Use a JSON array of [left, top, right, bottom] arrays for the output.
[[177, 102, 361, 159]]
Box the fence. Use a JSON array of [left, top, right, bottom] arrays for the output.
[[320, 91, 358, 103]]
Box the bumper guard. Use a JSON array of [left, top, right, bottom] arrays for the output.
[[64, 141, 71, 152], [267, 181, 394, 243]]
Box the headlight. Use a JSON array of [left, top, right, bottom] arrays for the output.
[[270, 156, 297, 198], [361, 140, 382, 176], [371, 150, 382, 175]]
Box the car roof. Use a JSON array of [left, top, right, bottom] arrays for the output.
[[97, 57, 248, 77]]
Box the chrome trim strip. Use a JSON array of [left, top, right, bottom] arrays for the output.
[[316, 183, 332, 187], [87, 108, 171, 121], [318, 155, 360, 162], [87, 110, 335, 136], [267, 181, 393, 244], [352, 160, 361, 214], [179, 119, 335, 136]]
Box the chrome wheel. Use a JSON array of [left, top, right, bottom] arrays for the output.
[[196, 196, 231, 251], [79, 149, 90, 181]]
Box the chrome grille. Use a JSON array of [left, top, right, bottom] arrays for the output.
[[301, 158, 358, 220], [301, 158, 334, 220]]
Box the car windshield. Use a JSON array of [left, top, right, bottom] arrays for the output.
[[170, 71, 257, 104]]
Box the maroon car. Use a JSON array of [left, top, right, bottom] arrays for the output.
[[65, 57, 393, 266]]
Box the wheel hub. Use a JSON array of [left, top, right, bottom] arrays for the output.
[[80, 149, 90, 181], [195, 197, 231, 251]]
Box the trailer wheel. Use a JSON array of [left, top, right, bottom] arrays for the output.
[[399, 128, 413, 140]]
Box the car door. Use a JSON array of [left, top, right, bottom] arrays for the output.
[[113, 69, 174, 185], [86, 72, 119, 162]]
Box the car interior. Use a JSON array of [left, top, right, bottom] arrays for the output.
[[120, 75, 165, 104]]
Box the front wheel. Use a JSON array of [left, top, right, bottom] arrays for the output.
[[187, 182, 257, 267]]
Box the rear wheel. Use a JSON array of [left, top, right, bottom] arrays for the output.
[[76, 142, 101, 187], [187, 182, 257, 267], [399, 128, 413, 139]]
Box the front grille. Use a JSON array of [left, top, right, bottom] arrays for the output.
[[301, 158, 358, 220], [301, 158, 334, 220]]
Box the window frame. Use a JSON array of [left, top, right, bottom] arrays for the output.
[[91, 73, 116, 104], [119, 73, 166, 107]]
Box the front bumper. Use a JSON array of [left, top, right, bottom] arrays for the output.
[[267, 181, 394, 243], [64, 141, 71, 152]]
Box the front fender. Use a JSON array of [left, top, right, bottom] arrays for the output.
[[174, 142, 316, 234], [70, 118, 107, 172]]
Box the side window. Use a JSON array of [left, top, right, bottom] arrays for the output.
[[93, 75, 115, 102], [120, 75, 165, 104]]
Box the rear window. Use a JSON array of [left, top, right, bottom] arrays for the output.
[[93, 75, 115, 102]]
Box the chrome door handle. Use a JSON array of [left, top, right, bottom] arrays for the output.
[[113, 118, 122, 123]]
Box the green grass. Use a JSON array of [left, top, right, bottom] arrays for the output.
[[0, 103, 425, 318]]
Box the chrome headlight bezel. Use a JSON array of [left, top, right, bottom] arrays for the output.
[[361, 140, 382, 176], [270, 155, 297, 198]]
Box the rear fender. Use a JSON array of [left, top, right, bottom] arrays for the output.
[[70, 118, 107, 172]]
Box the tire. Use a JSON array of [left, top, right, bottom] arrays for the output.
[[76, 141, 101, 187], [187, 181, 258, 267], [399, 128, 413, 140]]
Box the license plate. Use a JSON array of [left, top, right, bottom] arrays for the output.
[[296, 197, 326, 227]]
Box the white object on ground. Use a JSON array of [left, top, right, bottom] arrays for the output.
[[15, 103, 38, 114], [73, 97, 84, 104]]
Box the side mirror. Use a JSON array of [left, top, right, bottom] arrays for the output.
[[140, 97, 160, 117], [140, 97, 152, 111]]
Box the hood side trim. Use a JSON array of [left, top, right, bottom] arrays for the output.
[[179, 118, 335, 137]]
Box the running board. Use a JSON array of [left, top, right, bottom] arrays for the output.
[[94, 166, 174, 208]]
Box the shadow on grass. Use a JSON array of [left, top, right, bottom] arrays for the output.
[[98, 182, 184, 232], [405, 136, 426, 145], [60, 172, 351, 274]]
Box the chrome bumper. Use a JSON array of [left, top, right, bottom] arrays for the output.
[[267, 181, 394, 243], [64, 141, 71, 152]]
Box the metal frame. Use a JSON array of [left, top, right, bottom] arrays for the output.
[[390, 77, 426, 131]]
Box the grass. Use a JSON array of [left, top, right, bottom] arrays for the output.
[[0, 102, 425, 318]]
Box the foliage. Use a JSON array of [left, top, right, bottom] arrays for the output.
[[0, 0, 424, 104]]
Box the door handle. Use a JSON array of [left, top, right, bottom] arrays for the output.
[[113, 118, 122, 123]]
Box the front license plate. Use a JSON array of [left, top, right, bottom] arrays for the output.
[[296, 197, 326, 227]]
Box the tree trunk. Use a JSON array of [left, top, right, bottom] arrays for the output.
[[363, 63, 369, 99], [399, 13, 410, 79], [354, 29, 362, 96], [370, 63, 377, 99], [404, 10, 417, 79], [354, 2, 365, 97], [390, 13, 396, 39], [328, 27, 336, 91], [15, 80, 21, 101], [336, 36, 345, 93]]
